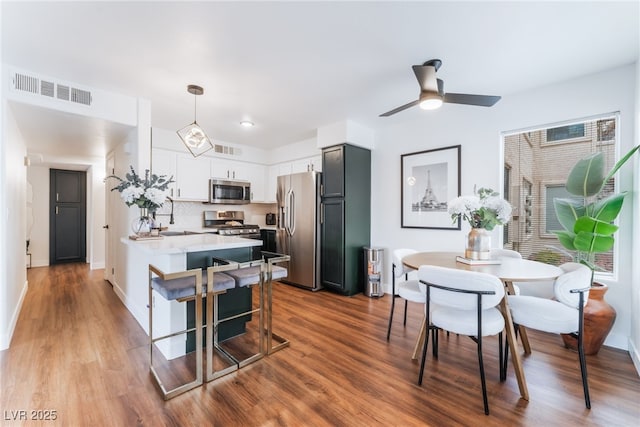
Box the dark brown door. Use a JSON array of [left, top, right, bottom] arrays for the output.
[[50, 169, 86, 264]]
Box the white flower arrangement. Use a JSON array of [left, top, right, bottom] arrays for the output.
[[108, 166, 174, 211], [448, 187, 512, 230]]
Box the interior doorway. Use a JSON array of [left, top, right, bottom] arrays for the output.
[[49, 169, 87, 264]]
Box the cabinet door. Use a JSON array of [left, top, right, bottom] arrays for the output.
[[291, 159, 310, 174], [322, 145, 344, 198], [321, 198, 345, 291], [176, 155, 210, 200], [247, 164, 266, 202], [309, 155, 322, 172], [151, 149, 177, 198], [265, 165, 279, 203]]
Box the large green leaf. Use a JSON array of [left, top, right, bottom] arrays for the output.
[[553, 198, 585, 232], [574, 216, 618, 235], [601, 145, 640, 186], [591, 192, 626, 222], [574, 231, 615, 253], [565, 152, 605, 198], [552, 230, 577, 251]]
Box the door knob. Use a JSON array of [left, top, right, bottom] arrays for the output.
[[103, 225, 109, 229]]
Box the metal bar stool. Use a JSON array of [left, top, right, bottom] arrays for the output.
[[148, 264, 236, 398], [204, 261, 249, 382], [211, 258, 266, 372], [261, 251, 290, 354], [148, 265, 204, 400]]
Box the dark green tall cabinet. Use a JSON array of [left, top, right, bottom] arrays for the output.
[[321, 144, 371, 295]]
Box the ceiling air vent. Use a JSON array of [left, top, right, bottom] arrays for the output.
[[13, 73, 38, 94], [57, 84, 70, 101], [11, 71, 92, 106], [40, 80, 55, 97], [213, 144, 242, 156], [71, 88, 92, 106]]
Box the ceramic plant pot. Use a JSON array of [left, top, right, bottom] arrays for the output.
[[561, 282, 616, 355]]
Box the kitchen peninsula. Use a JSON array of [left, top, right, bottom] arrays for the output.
[[121, 233, 262, 359]]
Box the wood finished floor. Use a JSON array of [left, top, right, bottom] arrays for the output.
[[1, 263, 639, 426]]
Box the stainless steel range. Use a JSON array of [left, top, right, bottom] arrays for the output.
[[203, 210, 261, 239]]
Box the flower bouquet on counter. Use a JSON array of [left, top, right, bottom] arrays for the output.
[[107, 166, 174, 238]]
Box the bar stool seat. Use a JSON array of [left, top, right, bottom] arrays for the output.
[[151, 270, 235, 300], [225, 265, 288, 287]]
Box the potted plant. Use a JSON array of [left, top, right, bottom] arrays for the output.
[[552, 144, 639, 354]]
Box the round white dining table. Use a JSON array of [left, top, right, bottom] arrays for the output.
[[402, 251, 563, 401]]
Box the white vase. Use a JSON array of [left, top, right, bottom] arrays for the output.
[[465, 228, 491, 260], [131, 207, 156, 236]]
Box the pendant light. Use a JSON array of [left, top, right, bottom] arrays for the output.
[[177, 84, 214, 157]]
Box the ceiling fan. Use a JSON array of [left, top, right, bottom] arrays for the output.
[[379, 59, 501, 117]]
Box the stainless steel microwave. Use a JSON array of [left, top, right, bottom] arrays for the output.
[[209, 178, 251, 204]]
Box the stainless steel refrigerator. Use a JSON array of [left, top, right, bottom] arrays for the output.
[[276, 171, 322, 291]]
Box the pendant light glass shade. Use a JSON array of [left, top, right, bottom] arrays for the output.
[[177, 85, 213, 157]]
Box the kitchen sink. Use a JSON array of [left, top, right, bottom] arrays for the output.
[[159, 230, 200, 236]]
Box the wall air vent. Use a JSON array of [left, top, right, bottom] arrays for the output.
[[11, 71, 92, 106], [40, 80, 55, 97], [213, 144, 242, 156], [57, 84, 70, 101]]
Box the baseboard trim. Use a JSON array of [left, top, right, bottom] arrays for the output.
[[0, 279, 29, 350], [111, 280, 148, 334], [629, 338, 640, 377]]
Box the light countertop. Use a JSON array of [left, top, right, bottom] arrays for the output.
[[121, 233, 261, 255]]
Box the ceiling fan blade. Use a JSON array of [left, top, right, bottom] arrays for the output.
[[379, 99, 420, 117], [412, 65, 438, 92], [443, 93, 501, 107]]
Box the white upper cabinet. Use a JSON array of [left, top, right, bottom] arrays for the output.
[[151, 149, 177, 199], [175, 154, 211, 201], [211, 158, 266, 202], [291, 155, 322, 173]]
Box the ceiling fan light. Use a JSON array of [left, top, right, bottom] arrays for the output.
[[419, 97, 443, 110], [177, 122, 214, 157]]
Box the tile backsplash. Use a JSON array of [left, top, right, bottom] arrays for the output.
[[153, 201, 277, 229]]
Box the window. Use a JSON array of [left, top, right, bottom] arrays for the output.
[[544, 185, 572, 234], [503, 114, 618, 273], [503, 165, 511, 245], [546, 124, 585, 142]]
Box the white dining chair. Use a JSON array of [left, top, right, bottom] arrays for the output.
[[386, 248, 424, 341], [507, 262, 592, 408], [417, 265, 506, 415], [490, 248, 555, 298]]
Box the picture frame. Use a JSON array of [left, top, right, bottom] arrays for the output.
[[401, 145, 461, 229]]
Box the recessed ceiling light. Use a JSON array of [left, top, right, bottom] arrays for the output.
[[240, 120, 254, 128]]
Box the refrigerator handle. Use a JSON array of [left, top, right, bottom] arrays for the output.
[[289, 190, 296, 236], [284, 189, 293, 235]]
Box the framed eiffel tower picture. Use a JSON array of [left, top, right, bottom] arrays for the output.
[[401, 145, 461, 229]]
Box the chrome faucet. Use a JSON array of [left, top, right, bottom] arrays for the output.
[[152, 196, 175, 225], [167, 196, 174, 224]]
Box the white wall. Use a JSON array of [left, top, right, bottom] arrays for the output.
[[372, 64, 638, 351], [1, 101, 28, 350], [26, 166, 49, 266], [631, 60, 640, 373]]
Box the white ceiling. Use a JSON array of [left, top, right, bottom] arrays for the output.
[[2, 1, 639, 159]]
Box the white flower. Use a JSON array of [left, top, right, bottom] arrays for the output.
[[109, 166, 174, 210], [145, 187, 167, 206], [448, 187, 512, 230], [120, 186, 144, 204]]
